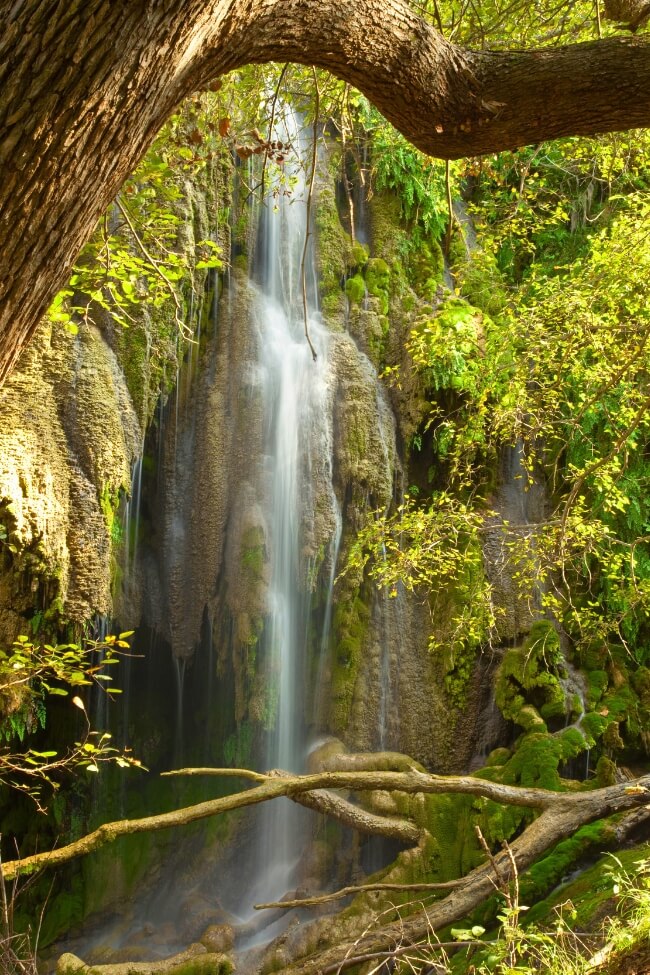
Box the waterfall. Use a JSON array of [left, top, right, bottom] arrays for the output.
[[51, 106, 403, 968], [244, 106, 336, 915]]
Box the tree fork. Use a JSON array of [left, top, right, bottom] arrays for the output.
[[2, 0, 650, 383]]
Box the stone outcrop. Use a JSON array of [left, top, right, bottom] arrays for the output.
[[0, 319, 141, 641]]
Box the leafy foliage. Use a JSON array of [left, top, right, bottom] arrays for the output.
[[0, 634, 142, 808], [47, 96, 224, 339], [349, 123, 650, 743]]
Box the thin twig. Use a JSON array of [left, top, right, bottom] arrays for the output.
[[301, 68, 319, 362], [432, 0, 445, 33], [475, 825, 504, 894], [114, 197, 192, 341], [341, 84, 356, 243], [161, 766, 267, 781], [0, 838, 9, 936], [260, 63, 289, 201], [254, 880, 463, 910], [444, 160, 454, 257]]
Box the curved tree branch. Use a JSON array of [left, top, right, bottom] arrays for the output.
[[254, 880, 464, 911], [281, 796, 650, 975], [2, 0, 650, 382]]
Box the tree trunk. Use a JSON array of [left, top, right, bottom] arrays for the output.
[[2, 0, 650, 382]]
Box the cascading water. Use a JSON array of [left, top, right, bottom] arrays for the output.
[[243, 107, 337, 916]]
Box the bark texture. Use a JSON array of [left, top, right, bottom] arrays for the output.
[[2, 0, 650, 382]]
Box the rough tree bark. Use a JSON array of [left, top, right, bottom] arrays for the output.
[[2, 0, 650, 383]]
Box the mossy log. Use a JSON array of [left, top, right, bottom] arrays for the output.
[[57, 944, 233, 975]]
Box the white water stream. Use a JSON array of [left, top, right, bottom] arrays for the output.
[[244, 107, 337, 917]]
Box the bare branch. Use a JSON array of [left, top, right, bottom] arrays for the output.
[[254, 880, 463, 911]]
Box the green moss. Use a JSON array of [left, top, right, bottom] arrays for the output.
[[344, 273, 366, 305], [524, 836, 650, 931], [577, 639, 608, 671], [369, 192, 405, 266], [587, 669, 609, 707], [365, 258, 390, 316], [315, 183, 352, 326], [523, 819, 618, 919], [596, 755, 618, 786], [632, 666, 650, 707], [581, 709, 607, 743], [224, 720, 253, 767], [447, 225, 467, 268], [603, 720, 625, 752], [330, 593, 371, 733], [485, 747, 511, 767], [350, 241, 369, 268], [241, 525, 266, 582], [409, 239, 445, 300], [491, 726, 587, 792], [231, 208, 249, 254], [495, 622, 566, 731]]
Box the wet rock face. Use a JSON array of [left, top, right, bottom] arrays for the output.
[[0, 319, 141, 641], [483, 442, 549, 643]]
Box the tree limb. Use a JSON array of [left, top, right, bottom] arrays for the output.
[[291, 787, 422, 845], [280, 788, 650, 975], [254, 880, 463, 911], [3, 0, 650, 382], [2, 766, 649, 882]]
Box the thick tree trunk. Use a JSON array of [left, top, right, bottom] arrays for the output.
[[1, 0, 650, 382]]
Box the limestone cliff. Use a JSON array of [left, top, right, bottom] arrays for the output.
[[0, 319, 141, 641]]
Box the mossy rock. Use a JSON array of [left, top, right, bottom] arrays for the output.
[[315, 183, 353, 325], [369, 192, 404, 265], [350, 241, 369, 268], [240, 524, 266, 582], [495, 622, 566, 731], [493, 727, 588, 791], [329, 592, 371, 733], [587, 669, 609, 707], [364, 258, 390, 316], [524, 836, 650, 929], [596, 755, 618, 786], [344, 273, 366, 305], [485, 747, 511, 767], [632, 666, 650, 708]]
